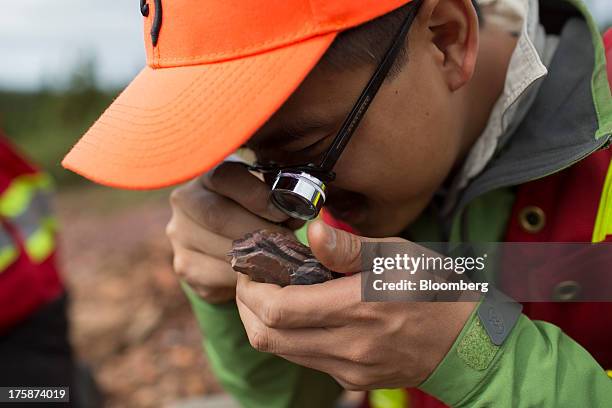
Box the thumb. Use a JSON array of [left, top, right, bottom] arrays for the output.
[[307, 220, 364, 273]]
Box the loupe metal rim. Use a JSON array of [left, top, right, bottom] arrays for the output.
[[270, 171, 327, 220], [276, 171, 326, 197]]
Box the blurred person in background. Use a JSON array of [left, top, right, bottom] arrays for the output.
[[0, 131, 100, 407]]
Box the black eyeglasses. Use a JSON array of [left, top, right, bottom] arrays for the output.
[[250, 0, 423, 220]]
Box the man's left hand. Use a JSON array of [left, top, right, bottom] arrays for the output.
[[235, 220, 476, 390]]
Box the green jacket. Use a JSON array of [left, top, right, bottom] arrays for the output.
[[184, 0, 612, 406]]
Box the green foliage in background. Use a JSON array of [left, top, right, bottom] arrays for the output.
[[0, 60, 119, 187]]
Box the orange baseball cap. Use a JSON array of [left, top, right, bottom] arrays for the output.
[[63, 0, 413, 189]]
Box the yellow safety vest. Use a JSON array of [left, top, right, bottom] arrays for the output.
[[0, 172, 57, 272]]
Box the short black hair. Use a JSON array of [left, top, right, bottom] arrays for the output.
[[322, 0, 482, 77]]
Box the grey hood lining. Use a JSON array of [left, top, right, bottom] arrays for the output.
[[454, 17, 610, 216]]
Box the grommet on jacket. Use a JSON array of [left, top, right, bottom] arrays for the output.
[[553, 280, 581, 301], [518, 206, 546, 233]]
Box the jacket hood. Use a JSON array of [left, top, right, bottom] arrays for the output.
[[454, 0, 612, 215]]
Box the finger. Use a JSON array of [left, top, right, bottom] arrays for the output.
[[235, 273, 359, 329], [189, 284, 236, 304], [307, 220, 365, 273], [172, 184, 287, 239], [172, 247, 237, 289], [167, 210, 233, 260], [201, 161, 289, 223], [169, 178, 213, 226], [236, 295, 337, 357]]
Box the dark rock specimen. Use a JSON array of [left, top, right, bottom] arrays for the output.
[[228, 230, 334, 286]]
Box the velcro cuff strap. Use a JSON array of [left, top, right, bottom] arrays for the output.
[[477, 289, 523, 346]]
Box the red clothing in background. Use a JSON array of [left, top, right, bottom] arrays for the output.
[[0, 135, 63, 333]]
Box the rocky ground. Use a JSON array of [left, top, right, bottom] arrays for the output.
[[53, 186, 363, 408], [54, 187, 223, 408]]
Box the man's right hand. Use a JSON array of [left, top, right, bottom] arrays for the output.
[[166, 161, 294, 304]]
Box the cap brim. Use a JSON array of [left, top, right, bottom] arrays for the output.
[[62, 33, 337, 189]]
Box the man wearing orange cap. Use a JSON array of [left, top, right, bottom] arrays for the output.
[[64, 0, 612, 406]]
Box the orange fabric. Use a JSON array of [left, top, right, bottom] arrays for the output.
[[145, 0, 409, 68], [63, 0, 414, 189], [63, 34, 335, 189]]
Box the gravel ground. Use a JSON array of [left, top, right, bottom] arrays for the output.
[[54, 187, 223, 408]]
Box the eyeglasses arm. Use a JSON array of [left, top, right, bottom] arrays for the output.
[[318, 0, 423, 171]]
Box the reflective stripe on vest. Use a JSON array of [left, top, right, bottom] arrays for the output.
[[369, 388, 409, 408], [592, 159, 612, 243], [0, 229, 18, 273], [0, 173, 56, 268], [0, 173, 51, 217]]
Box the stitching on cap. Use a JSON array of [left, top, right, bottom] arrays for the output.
[[84, 48, 292, 150], [97, 61, 250, 143], [112, 65, 232, 116], [105, 64, 243, 130], [76, 44, 299, 167], [85, 65, 261, 158], [119, 31, 329, 115], [76, 50, 289, 168], [114, 64, 233, 114]]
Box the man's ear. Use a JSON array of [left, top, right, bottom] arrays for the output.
[[418, 0, 479, 91]]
